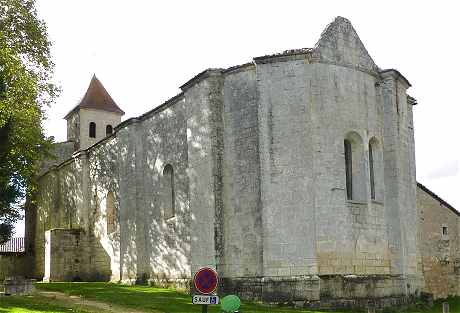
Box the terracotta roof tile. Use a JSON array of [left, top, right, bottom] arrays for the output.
[[64, 75, 124, 119]]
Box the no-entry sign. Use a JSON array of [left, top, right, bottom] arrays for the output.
[[193, 267, 218, 295]]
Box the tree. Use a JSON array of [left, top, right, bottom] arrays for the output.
[[0, 0, 58, 243]]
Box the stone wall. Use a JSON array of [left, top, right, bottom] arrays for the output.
[[2, 277, 36, 295], [220, 275, 413, 309], [34, 94, 190, 284], [417, 183, 460, 298], [43, 228, 108, 282], [256, 55, 318, 278], [0, 254, 30, 280], [221, 64, 263, 278], [67, 110, 80, 147], [251, 16, 423, 299], [39, 141, 75, 176], [138, 96, 189, 282]]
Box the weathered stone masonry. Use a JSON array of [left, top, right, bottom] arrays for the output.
[[21, 16, 460, 307], [417, 183, 460, 299]]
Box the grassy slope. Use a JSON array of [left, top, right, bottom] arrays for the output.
[[430, 297, 460, 313], [0, 283, 454, 313], [36, 282, 336, 313], [0, 294, 94, 313]]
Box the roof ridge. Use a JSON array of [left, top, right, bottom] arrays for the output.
[[417, 182, 460, 217]]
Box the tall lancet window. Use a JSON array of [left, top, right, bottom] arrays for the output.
[[344, 132, 365, 201], [344, 139, 353, 200], [89, 122, 96, 138], [163, 164, 175, 219], [369, 143, 375, 200]]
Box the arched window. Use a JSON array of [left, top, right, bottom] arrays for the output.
[[369, 142, 375, 200], [369, 137, 383, 201], [106, 125, 113, 136], [163, 164, 175, 219], [344, 139, 353, 200], [106, 192, 115, 234], [89, 122, 96, 138], [344, 132, 366, 201]]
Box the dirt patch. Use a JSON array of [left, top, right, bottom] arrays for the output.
[[38, 291, 159, 313]]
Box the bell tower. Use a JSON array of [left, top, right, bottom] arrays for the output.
[[64, 75, 124, 151]]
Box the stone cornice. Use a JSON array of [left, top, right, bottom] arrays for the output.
[[380, 69, 412, 88], [179, 68, 223, 92]]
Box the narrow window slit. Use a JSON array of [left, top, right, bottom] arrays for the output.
[[89, 122, 96, 138], [369, 143, 375, 200], [344, 139, 353, 200]]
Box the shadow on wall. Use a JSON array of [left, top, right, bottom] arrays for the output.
[[43, 228, 112, 282], [0, 253, 31, 280], [35, 150, 114, 281], [88, 137, 123, 282], [184, 81, 224, 275], [36, 97, 201, 284], [143, 105, 191, 285], [35, 165, 84, 279]]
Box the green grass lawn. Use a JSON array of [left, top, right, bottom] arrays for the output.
[[35, 282, 342, 313], [0, 294, 93, 313], [429, 298, 460, 313], [0, 282, 458, 313]]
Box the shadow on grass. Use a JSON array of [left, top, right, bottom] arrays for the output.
[[430, 297, 460, 313], [0, 294, 91, 313], [38, 282, 192, 313], [36, 282, 335, 313], [36, 283, 460, 313]]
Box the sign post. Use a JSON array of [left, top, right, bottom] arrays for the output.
[[193, 267, 219, 313]]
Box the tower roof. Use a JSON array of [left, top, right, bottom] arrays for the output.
[[64, 75, 125, 120]]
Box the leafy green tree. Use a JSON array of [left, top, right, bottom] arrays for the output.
[[0, 0, 58, 243]]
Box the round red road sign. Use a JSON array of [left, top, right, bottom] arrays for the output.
[[193, 267, 218, 295]]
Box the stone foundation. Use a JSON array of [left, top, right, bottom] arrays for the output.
[[220, 276, 320, 302], [148, 278, 191, 292], [304, 295, 416, 311], [220, 275, 425, 310], [2, 277, 36, 295], [320, 274, 408, 298]]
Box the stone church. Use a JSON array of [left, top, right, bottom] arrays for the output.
[[14, 16, 460, 308]]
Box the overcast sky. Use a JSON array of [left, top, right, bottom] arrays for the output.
[[14, 0, 460, 236]]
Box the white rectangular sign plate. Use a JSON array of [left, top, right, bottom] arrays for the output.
[[192, 295, 219, 305]]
